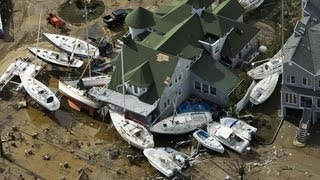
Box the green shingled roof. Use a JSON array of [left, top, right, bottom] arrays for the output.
[[109, 42, 179, 104], [212, 0, 244, 20], [190, 53, 242, 94], [125, 7, 155, 29]]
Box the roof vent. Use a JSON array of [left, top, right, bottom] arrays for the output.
[[156, 53, 170, 62]]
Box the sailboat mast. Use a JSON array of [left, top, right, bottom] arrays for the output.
[[84, 5, 91, 77], [121, 48, 126, 113], [35, 9, 42, 62], [281, 0, 284, 56]]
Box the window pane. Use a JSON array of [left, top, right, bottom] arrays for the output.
[[303, 78, 306, 85], [285, 93, 288, 102], [202, 84, 208, 93], [195, 81, 201, 90], [317, 99, 320, 107], [291, 76, 295, 83], [210, 86, 216, 95], [293, 95, 297, 104], [286, 76, 290, 82]]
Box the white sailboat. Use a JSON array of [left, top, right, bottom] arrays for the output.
[[143, 147, 190, 177], [28, 47, 83, 68], [249, 73, 279, 105], [220, 117, 257, 141], [20, 74, 60, 111], [43, 33, 100, 59], [247, 56, 283, 80], [238, 0, 264, 12], [58, 80, 100, 109], [207, 122, 250, 154], [61, 75, 111, 87], [193, 129, 225, 154], [109, 48, 154, 149], [149, 112, 213, 135]]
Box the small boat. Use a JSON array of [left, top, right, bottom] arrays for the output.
[[0, 60, 24, 91], [247, 56, 283, 80], [207, 122, 249, 154], [61, 75, 111, 87], [20, 74, 60, 111], [238, 0, 264, 12], [58, 80, 100, 109], [249, 73, 279, 105], [149, 112, 213, 135], [220, 117, 257, 141], [143, 147, 190, 177], [193, 129, 225, 154], [43, 33, 100, 59], [109, 110, 154, 149], [28, 47, 83, 68]]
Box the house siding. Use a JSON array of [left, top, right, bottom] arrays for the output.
[[157, 58, 192, 119], [230, 36, 257, 68], [281, 61, 320, 123], [190, 71, 229, 106]]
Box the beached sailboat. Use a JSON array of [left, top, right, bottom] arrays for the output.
[[143, 147, 190, 177], [61, 75, 111, 87], [207, 122, 250, 154], [58, 80, 100, 109], [247, 56, 283, 80], [193, 129, 225, 154], [109, 110, 154, 149], [28, 47, 83, 68], [238, 0, 264, 12], [220, 117, 257, 141], [249, 73, 279, 105], [149, 112, 213, 135], [43, 33, 100, 59], [20, 74, 60, 111]]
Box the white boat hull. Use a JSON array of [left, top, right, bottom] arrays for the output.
[[150, 112, 213, 135], [238, 0, 264, 12], [43, 33, 100, 59], [58, 80, 100, 109], [247, 56, 283, 80], [143, 147, 189, 177], [193, 129, 224, 154], [220, 117, 257, 141], [28, 47, 83, 68], [109, 110, 154, 149], [61, 75, 111, 87], [249, 73, 279, 105], [20, 75, 60, 111], [207, 122, 250, 154]]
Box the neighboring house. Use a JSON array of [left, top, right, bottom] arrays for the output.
[[212, 0, 244, 22], [281, 0, 320, 125], [90, 0, 259, 124]]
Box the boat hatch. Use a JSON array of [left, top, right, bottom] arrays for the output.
[[131, 127, 142, 136], [47, 96, 54, 103], [217, 126, 233, 139]]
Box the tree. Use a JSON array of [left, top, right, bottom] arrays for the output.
[[226, 158, 247, 180]]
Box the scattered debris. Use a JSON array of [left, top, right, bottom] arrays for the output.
[[17, 101, 27, 108], [43, 154, 51, 160], [31, 133, 39, 139]]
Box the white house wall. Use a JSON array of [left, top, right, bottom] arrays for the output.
[[158, 58, 193, 119]]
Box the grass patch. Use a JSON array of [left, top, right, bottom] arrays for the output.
[[58, 0, 105, 24]]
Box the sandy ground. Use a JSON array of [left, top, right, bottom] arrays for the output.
[[0, 0, 320, 180]]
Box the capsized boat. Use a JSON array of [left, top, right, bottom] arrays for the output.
[[238, 0, 264, 12], [207, 122, 249, 154], [28, 47, 83, 68], [43, 33, 100, 58], [58, 80, 100, 109], [143, 147, 190, 177], [249, 73, 279, 105], [149, 112, 213, 135], [193, 129, 224, 154], [109, 110, 154, 149], [247, 56, 283, 80], [220, 117, 257, 141], [20, 74, 60, 111]]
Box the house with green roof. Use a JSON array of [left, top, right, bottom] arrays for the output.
[[212, 0, 244, 22], [90, 0, 259, 124]]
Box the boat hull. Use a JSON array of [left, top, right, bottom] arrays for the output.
[[247, 56, 283, 80], [109, 110, 154, 149], [58, 81, 100, 109], [43, 33, 100, 59], [150, 112, 213, 134], [249, 73, 279, 105], [20, 75, 60, 111], [28, 47, 83, 68], [220, 117, 257, 141], [193, 130, 224, 154]]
